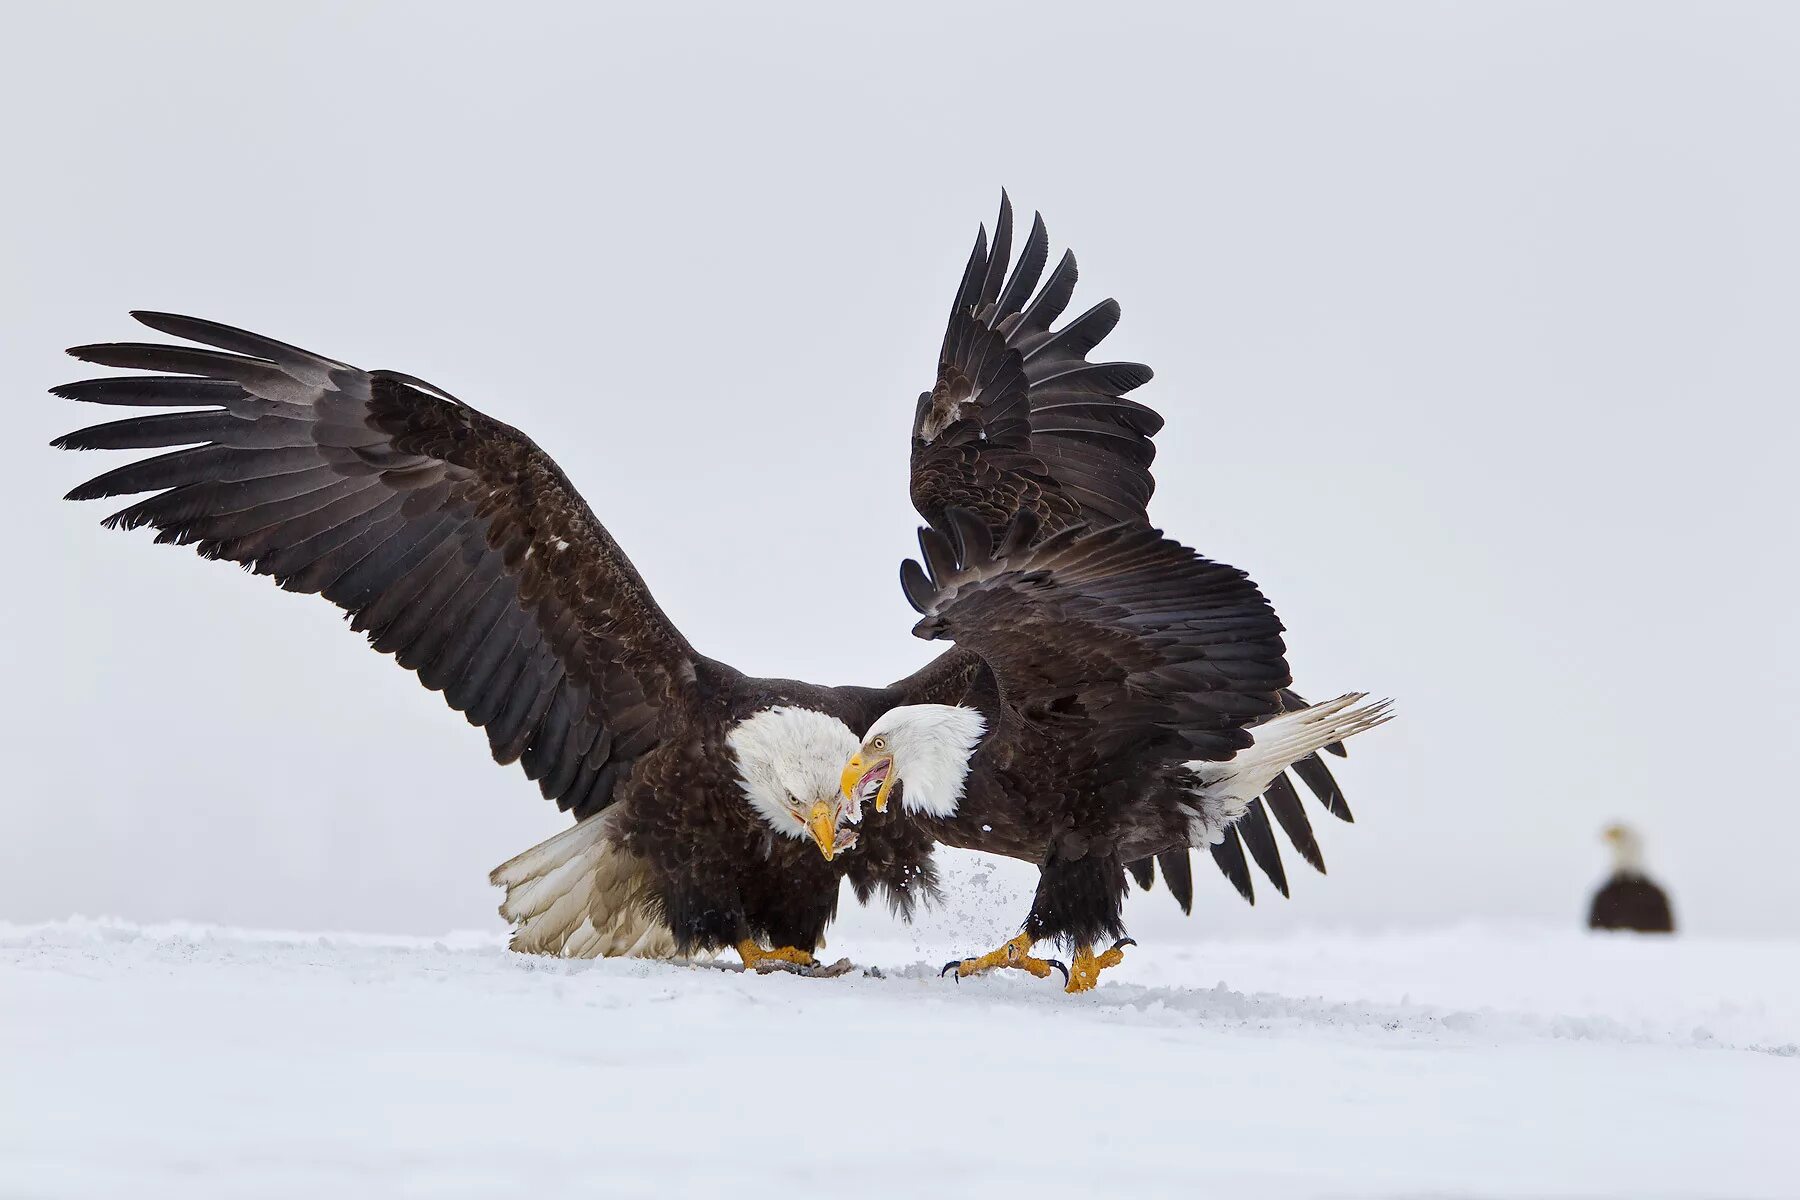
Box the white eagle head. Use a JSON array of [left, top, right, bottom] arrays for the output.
[[727, 706, 863, 860], [838, 703, 987, 822], [1601, 822, 1647, 875]]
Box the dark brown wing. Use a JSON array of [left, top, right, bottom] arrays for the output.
[[54, 311, 705, 820], [909, 199, 1350, 907], [900, 509, 1291, 767], [909, 192, 1161, 543]]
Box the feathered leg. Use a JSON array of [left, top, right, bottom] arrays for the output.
[[1027, 846, 1135, 994], [736, 897, 855, 976], [662, 880, 837, 976]]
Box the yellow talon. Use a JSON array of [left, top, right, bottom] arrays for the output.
[[1065, 938, 1135, 993], [940, 932, 1069, 984], [737, 941, 816, 972]]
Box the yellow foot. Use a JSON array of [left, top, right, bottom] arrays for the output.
[[940, 932, 1069, 985], [1065, 938, 1136, 993], [736, 941, 816, 973]]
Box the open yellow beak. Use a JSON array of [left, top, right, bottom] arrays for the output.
[[807, 800, 837, 861], [840, 752, 896, 814]]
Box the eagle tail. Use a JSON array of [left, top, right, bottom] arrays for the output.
[[1188, 694, 1393, 827], [489, 812, 678, 959]]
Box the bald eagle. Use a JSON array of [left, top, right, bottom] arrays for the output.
[[1588, 824, 1675, 934], [835, 197, 1391, 990]]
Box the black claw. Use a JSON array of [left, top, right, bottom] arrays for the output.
[[1113, 937, 1137, 951], [1047, 959, 1070, 985], [940, 960, 962, 979]]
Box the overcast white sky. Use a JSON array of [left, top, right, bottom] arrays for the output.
[[4, 2, 1797, 941]]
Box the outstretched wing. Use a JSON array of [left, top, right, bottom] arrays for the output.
[[54, 312, 703, 820], [909, 193, 1161, 543], [901, 509, 1292, 765]]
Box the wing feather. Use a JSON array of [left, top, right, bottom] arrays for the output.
[[1261, 772, 1326, 874], [1235, 799, 1290, 898], [1210, 827, 1255, 905], [1156, 849, 1194, 914]]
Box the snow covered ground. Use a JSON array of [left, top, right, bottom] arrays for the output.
[[5, 908, 1796, 1199]]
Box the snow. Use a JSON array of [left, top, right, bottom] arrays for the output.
[[6, 911, 1795, 1199]]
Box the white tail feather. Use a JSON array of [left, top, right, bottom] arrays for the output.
[[1185, 694, 1394, 842], [488, 811, 680, 960]]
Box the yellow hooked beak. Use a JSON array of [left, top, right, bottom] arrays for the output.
[[840, 751, 896, 814], [807, 800, 837, 861]]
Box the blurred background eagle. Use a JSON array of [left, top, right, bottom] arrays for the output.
[[1587, 823, 1674, 934]]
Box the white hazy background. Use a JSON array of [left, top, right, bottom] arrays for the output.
[[3, 2, 1796, 941]]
